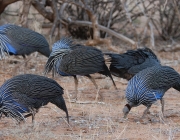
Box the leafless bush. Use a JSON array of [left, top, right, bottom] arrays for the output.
[[64, 0, 156, 39], [2, 0, 180, 48], [152, 0, 180, 41]]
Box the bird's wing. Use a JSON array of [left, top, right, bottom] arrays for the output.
[[0, 74, 63, 99], [104, 48, 160, 79], [60, 46, 105, 75], [5, 25, 49, 49], [27, 75, 64, 98], [141, 66, 180, 90]]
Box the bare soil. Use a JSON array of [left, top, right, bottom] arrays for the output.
[[0, 50, 180, 140]]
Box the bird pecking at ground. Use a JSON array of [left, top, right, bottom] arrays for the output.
[[0, 24, 50, 59], [122, 65, 180, 121], [0, 74, 69, 123], [44, 37, 117, 102]]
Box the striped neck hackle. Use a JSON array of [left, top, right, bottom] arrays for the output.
[[44, 37, 73, 75]]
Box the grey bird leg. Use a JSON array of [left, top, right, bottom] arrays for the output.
[[141, 106, 151, 119], [32, 112, 35, 123], [160, 98, 165, 117], [73, 75, 78, 100], [24, 113, 35, 123], [23, 55, 32, 67], [12, 55, 32, 74], [52, 67, 55, 79], [0, 112, 2, 119], [24, 113, 32, 120], [86, 75, 103, 101], [85, 75, 98, 89], [24, 109, 38, 123]]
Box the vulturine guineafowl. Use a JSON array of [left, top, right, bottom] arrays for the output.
[[105, 47, 160, 80], [0, 24, 50, 59], [123, 65, 180, 120], [44, 37, 117, 101], [0, 74, 69, 123]]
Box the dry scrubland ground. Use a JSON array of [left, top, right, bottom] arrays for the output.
[[0, 49, 180, 140]]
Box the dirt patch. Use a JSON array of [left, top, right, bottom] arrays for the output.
[[0, 51, 180, 140]]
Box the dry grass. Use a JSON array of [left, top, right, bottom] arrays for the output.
[[0, 49, 180, 140], [1, 2, 180, 140]]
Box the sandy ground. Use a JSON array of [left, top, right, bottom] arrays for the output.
[[0, 51, 180, 140]]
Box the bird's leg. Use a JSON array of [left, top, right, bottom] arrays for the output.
[[24, 109, 38, 124], [24, 113, 32, 119], [85, 75, 98, 89], [12, 55, 31, 74], [160, 98, 165, 118], [52, 67, 55, 79], [85, 75, 103, 101], [73, 75, 78, 100], [32, 112, 35, 124], [141, 106, 151, 120], [23, 55, 32, 67], [0, 112, 2, 119]]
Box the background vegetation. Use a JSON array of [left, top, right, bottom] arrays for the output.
[[1, 1, 180, 140]]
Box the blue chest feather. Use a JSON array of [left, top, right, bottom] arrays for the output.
[[13, 101, 29, 113], [153, 92, 163, 100], [126, 76, 165, 106], [55, 60, 72, 76], [5, 42, 18, 54], [0, 24, 10, 31], [3, 95, 29, 113]]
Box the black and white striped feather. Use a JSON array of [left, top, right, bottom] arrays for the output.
[[126, 65, 180, 107], [44, 37, 73, 76], [0, 24, 50, 58], [45, 37, 112, 76], [0, 74, 69, 122]]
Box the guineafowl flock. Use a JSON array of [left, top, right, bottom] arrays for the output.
[[0, 23, 179, 125]]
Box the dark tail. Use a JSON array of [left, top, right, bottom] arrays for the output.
[[99, 64, 117, 90], [51, 96, 69, 123], [173, 82, 180, 92], [104, 53, 123, 67]]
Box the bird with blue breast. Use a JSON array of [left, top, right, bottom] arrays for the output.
[[44, 37, 117, 102], [123, 65, 180, 121], [0, 74, 69, 123], [0, 24, 50, 59]]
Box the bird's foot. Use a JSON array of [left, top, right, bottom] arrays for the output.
[[119, 118, 128, 123]]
